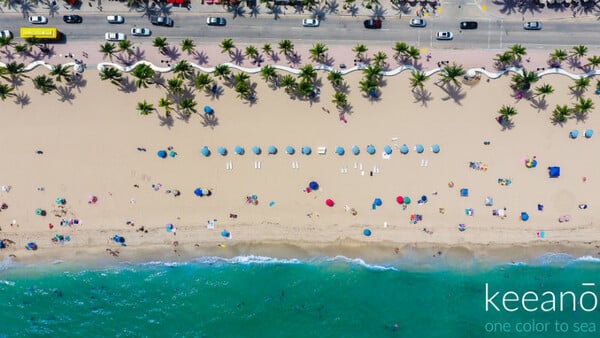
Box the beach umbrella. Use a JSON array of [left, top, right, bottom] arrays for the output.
[[88, 195, 98, 204], [421, 195, 428, 203], [431, 144, 440, 153], [366, 145, 376, 155], [56, 197, 66, 205], [221, 230, 230, 238], [335, 146, 345, 155], [204, 105, 213, 115], [521, 212, 529, 221], [325, 199, 334, 207], [383, 145, 392, 155], [569, 130, 579, 139], [157, 150, 167, 158], [194, 188, 202, 196], [234, 146, 245, 155], [363, 229, 372, 237], [374, 198, 382, 206], [301, 146, 312, 155], [403, 196, 411, 204], [166, 224, 174, 232], [172, 190, 180, 197], [26, 242, 38, 251], [217, 147, 227, 156], [415, 144, 424, 153], [35, 208, 45, 216], [252, 146, 261, 155], [200, 146, 210, 157], [396, 196, 404, 204], [268, 145, 277, 154], [400, 144, 409, 154], [169, 150, 177, 158], [309, 181, 319, 190], [285, 146, 295, 155], [585, 129, 594, 138], [202, 189, 210, 196], [352, 145, 360, 155]]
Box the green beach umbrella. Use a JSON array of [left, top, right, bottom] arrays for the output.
[[403, 196, 411, 204]]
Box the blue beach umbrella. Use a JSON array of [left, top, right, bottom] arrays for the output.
[[363, 229, 372, 237], [286, 146, 295, 155], [234, 146, 245, 155], [585, 129, 594, 138], [366, 145, 376, 155], [204, 105, 213, 115], [336, 146, 345, 155], [268, 145, 278, 154], [194, 188, 202, 196], [569, 130, 579, 139], [415, 144, 424, 153], [302, 146, 312, 155], [200, 146, 210, 157], [221, 230, 230, 238], [374, 198, 382, 206], [521, 212, 529, 221], [400, 144, 409, 154], [157, 150, 167, 158], [217, 147, 227, 156], [431, 144, 440, 153], [383, 145, 392, 155], [252, 146, 261, 155], [309, 181, 319, 190], [352, 145, 360, 155]]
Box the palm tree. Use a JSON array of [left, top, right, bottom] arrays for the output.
[[180, 38, 196, 55], [219, 38, 235, 55], [409, 71, 429, 92], [309, 42, 328, 63], [533, 83, 553, 99], [551, 105, 571, 123], [298, 64, 317, 83], [571, 45, 588, 60], [0, 36, 14, 51], [549, 49, 568, 66], [118, 39, 133, 55], [497, 105, 517, 125], [167, 77, 184, 94], [372, 51, 388, 68], [233, 72, 250, 86], [332, 91, 348, 109], [278, 39, 294, 56], [405, 46, 421, 62], [0, 83, 15, 101], [152, 37, 169, 54], [262, 43, 273, 56], [296, 80, 314, 98], [234, 80, 252, 100], [586, 55, 600, 69], [194, 73, 213, 91], [362, 64, 382, 83], [353, 43, 368, 61], [259, 65, 277, 83], [494, 52, 513, 69], [99, 42, 117, 61], [279, 74, 297, 94], [509, 44, 527, 62], [392, 42, 409, 60], [244, 45, 259, 61], [32, 74, 56, 94], [14, 44, 29, 57], [158, 97, 173, 115], [573, 97, 594, 116], [437, 63, 466, 87], [213, 64, 231, 80], [173, 60, 193, 80], [3, 61, 27, 84], [49, 64, 71, 83], [178, 97, 197, 115], [99, 66, 123, 86], [570, 77, 590, 93], [131, 63, 155, 89], [358, 76, 379, 98], [510, 69, 539, 91], [136, 100, 155, 115], [327, 70, 343, 88]]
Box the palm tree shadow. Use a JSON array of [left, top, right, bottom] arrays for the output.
[[8, 76, 25, 88], [371, 5, 387, 19], [268, 52, 280, 63], [193, 50, 209, 65], [286, 52, 302, 67], [336, 81, 350, 94], [572, 112, 590, 123], [267, 5, 282, 20], [116, 53, 137, 66], [158, 113, 174, 128], [14, 91, 30, 107], [43, 0, 60, 17], [570, 88, 585, 99], [175, 111, 192, 123], [158, 3, 173, 16], [493, 0, 518, 15], [120, 78, 138, 93], [19, 0, 35, 17], [326, 0, 339, 14], [391, 2, 411, 17], [530, 97, 548, 111], [412, 87, 432, 106], [321, 54, 335, 66], [345, 3, 359, 16], [249, 5, 261, 17], [67, 74, 87, 93], [207, 84, 224, 99], [151, 73, 165, 88], [227, 4, 246, 18], [200, 113, 219, 129], [311, 6, 327, 19], [164, 46, 181, 61], [439, 83, 466, 104], [500, 118, 515, 131], [56, 85, 75, 103], [131, 47, 146, 62], [1, 49, 16, 61]]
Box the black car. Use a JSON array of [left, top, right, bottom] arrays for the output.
[[363, 19, 382, 29], [150, 16, 174, 27], [63, 15, 83, 24], [460, 21, 478, 30]]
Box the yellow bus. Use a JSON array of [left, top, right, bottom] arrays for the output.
[[20, 27, 59, 40]]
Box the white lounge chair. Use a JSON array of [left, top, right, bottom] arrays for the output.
[[318, 147, 327, 155]]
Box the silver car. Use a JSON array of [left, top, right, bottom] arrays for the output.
[[28, 16, 48, 24], [105, 32, 126, 41], [523, 21, 542, 30], [107, 15, 125, 24], [131, 27, 151, 36], [409, 18, 426, 28], [302, 18, 320, 27], [0, 30, 12, 39], [436, 31, 453, 40]]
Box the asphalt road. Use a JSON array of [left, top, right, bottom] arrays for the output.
[[2, 13, 600, 50]]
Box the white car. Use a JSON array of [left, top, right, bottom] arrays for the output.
[[436, 31, 453, 40], [28, 16, 48, 24], [409, 18, 426, 28], [131, 27, 151, 36], [302, 18, 320, 27], [0, 30, 12, 39], [105, 32, 126, 41], [523, 21, 542, 30], [106, 15, 125, 24]]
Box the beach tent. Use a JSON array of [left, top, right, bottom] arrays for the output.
[[217, 147, 227, 156], [301, 146, 312, 155], [204, 105, 214, 115], [400, 144, 409, 154], [366, 145, 376, 155], [234, 146, 245, 155], [352, 145, 360, 155], [325, 199, 334, 207], [309, 181, 319, 190], [268, 145, 278, 154], [336, 146, 345, 155], [415, 144, 424, 153], [200, 146, 210, 157], [157, 150, 167, 158], [396, 196, 404, 204], [431, 144, 440, 153], [383, 145, 392, 155], [363, 229, 372, 237], [569, 130, 579, 139], [548, 166, 560, 178], [585, 129, 594, 138], [285, 146, 295, 155], [460, 188, 469, 197], [252, 146, 261, 155]]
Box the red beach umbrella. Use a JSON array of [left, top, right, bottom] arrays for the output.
[[325, 199, 334, 207], [396, 196, 404, 204]]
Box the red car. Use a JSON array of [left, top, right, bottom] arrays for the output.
[[364, 19, 382, 29]]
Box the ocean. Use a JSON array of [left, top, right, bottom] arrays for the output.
[[1, 254, 600, 337]]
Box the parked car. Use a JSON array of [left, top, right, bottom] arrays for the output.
[[106, 15, 125, 24], [523, 21, 542, 30], [363, 19, 382, 29], [28, 16, 48, 24], [409, 18, 426, 28], [435, 31, 453, 40], [150, 16, 174, 27], [131, 27, 151, 36], [0, 30, 12, 39], [63, 15, 82, 23], [460, 21, 478, 29], [302, 18, 320, 27], [206, 17, 227, 26], [105, 32, 126, 41]]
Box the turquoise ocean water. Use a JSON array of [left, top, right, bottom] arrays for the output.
[[1, 254, 600, 337]]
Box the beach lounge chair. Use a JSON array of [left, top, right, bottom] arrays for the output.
[[318, 147, 327, 155]]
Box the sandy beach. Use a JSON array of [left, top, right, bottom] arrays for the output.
[[0, 39, 599, 265]]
